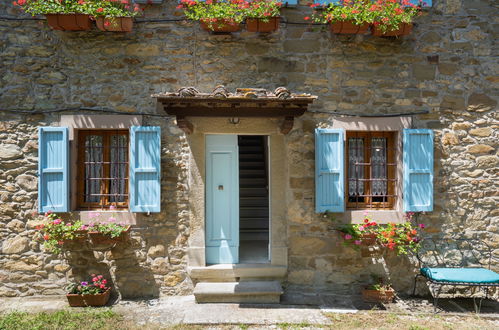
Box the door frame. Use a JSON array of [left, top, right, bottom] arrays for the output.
[[186, 117, 288, 269]]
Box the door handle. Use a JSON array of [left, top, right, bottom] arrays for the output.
[[218, 185, 224, 190]]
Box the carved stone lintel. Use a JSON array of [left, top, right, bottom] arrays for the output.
[[280, 116, 294, 134], [176, 116, 193, 134]]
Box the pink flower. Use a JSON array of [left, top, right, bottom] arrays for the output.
[[66, 223, 72, 226], [93, 277, 98, 282], [53, 219, 62, 225], [358, 226, 365, 231], [109, 205, 116, 210], [108, 217, 116, 222], [100, 284, 106, 289], [344, 234, 352, 240], [98, 275, 103, 279], [44, 211, 52, 217], [102, 279, 107, 284], [418, 223, 425, 229], [354, 240, 361, 245]]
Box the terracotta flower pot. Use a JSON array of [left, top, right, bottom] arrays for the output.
[[246, 17, 280, 33], [330, 20, 370, 34], [66, 293, 86, 307], [200, 19, 241, 33], [45, 14, 92, 31], [67, 288, 111, 307], [95, 17, 134, 32], [360, 233, 378, 246], [372, 23, 413, 37], [362, 288, 395, 303], [89, 226, 130, 245], [82, 288, 111, 306]]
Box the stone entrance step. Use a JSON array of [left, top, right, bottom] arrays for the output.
[[194, 281, 283, 304]]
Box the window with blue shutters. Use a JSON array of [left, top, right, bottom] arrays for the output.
[[315, 128, 345, 213], [38, 127, 69, 213], [403, 129, 434, 212], [129, 126, 161, 213]]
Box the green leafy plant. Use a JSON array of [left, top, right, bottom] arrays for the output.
[[13, 0, 141, 18], [88, 222, 129, 238], [66, 274, 109, 295], [36, 211, 85, 254], [178, 0, 247, 29], [366, 274, 393, 292], [306, 0, 376, 25], [244, 0, 282, 21], [332, 212, 425, 255], [305, 0, 423, 32]]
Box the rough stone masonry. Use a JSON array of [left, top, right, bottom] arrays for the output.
[[0, 0, 497, 299]]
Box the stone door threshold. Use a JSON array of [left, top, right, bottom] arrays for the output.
[[188, 263, 287, 281]]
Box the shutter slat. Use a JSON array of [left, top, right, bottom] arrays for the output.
[[130, 126, 161, 213], [38, 127, 69, 213], [403, 129, 434, 212], [315, 128, 345, 213]]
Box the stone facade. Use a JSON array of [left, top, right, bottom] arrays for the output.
[[0, 0, 497, 299]]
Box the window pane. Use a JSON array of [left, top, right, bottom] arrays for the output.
[[371, 137, 387, 199], [109, 135, 128, 203], [85, 135, 103, 203], [348, 138, 364, 200]]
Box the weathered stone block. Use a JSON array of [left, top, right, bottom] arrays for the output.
[[0, 144, 22, 160], [441, 95, 466, 111], [476, 156, 499, 168], [469, 127, 493, 137], [2, 236, 30, 254], [468, 93, 497, 112], [468, 144, 494, 154], [413, 64, 436, 81], [442, 132, 459, 145]]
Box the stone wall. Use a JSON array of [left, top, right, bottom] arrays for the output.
[[0, 0, 498, 298]]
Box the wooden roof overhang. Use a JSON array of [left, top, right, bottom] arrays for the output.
[[153, 87, 317, 134]]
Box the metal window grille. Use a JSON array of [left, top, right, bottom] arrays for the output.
[[78, 130, 129, 209], [346, 131, 397, 210]]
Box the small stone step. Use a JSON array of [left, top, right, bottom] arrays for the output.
[[194, 281, 283, 304]]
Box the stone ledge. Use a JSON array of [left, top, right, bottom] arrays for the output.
[[188, 264, 287, 281], [193, 281, 283, 304]]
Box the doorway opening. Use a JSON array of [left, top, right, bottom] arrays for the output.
[[238, 135, 270, 263]]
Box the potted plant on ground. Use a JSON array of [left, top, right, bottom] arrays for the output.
[[66, 274, 111, 307], [13, 0, 94, 31], [35, 211, 86, 254], [244, 0, 282, 33], [369, 0, 422, 37], [306, 0, 374, 35], [362, 275, 395, 303], [178, 0, 245, 33], [91, 0, 142, 32]]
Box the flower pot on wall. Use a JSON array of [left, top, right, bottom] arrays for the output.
[[330, 20, 370, 34], [200, 19, 241, 33], [96, 17, 134, 32], [246, 17, 280, 33], [45, 14, 92, 31], [360, 233, 378, 246], [372, 23, 413, 37], [362, 288, 395, 303], [89, 227, 130, 245]]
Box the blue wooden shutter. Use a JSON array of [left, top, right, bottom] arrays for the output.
[[403, 129, 434, 212], [409, 0, 432, 7], [315, 128, 345, 213], [286, 0, 299, 4], [130, 126, 161, 213], [38, 127, 69, 213]]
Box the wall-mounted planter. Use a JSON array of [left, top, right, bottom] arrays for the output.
[[200, 20, 241, 33], [372, 23, 413, 37], [45, 14, 92, 31], [246, 17, 280, 33], [330, 20, 370, 34], [96, 17, 134, 32], [88, 226, 131, 245]]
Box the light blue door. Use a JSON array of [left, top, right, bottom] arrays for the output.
[[206, 135, 239, 264]]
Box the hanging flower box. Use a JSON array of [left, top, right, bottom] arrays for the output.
[[200, 19, 241, 33], [45, 14, 92, 31], [246, 17, 280, 33], [372, 23, 413, 37], [330, 20, 369, 34], [96, 17, 134, 32], [88, 225, 131, 245]]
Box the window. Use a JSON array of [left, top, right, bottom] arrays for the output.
[[77, 130, 129, 209], [346, 131, 396, 210]]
